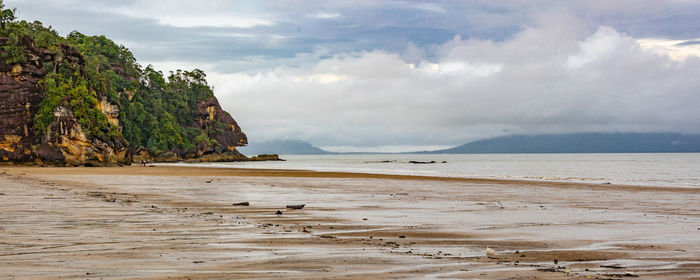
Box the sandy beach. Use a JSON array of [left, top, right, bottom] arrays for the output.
[[0, 165, 698, 279]]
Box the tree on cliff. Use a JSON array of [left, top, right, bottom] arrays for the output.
[[0, 2, 246, 165], [0, 0, 16, 30]]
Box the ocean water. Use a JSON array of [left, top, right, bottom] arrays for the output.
[[171, 153, 700, 188]]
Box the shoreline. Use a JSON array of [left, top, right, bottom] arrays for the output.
[[1, 165, 699, 279], [5, 164, 699, 194]]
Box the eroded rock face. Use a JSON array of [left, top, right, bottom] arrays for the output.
[[44, 106, 129, 166], [1, 35, 250, 166], [0, 37, 46, 163], [0, 38, 47, 164], [134, 96, 250, 163], [136, 96, 250, 163], [193, 97, 247, 156], [0, 36, 130, 166], [96, 98, 120, 128]]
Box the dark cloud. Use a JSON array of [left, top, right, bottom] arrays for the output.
[[11, 0, 700, 66]]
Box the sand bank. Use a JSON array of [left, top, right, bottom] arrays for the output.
[[1, 165, 698, 279]]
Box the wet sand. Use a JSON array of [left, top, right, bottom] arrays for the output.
[[0, 165, 698, 279]]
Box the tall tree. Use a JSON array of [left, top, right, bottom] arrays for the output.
[[0, 0, 16, 30]]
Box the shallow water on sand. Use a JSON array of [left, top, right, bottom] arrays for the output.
[[172, 153, 700, 188], [3, 166, 698, 279]]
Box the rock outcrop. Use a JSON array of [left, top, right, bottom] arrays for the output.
[[129, 96, 249, 163], [0, 37, 44, 163], [0, 12, 258, 166], [0, 36, 131, 166], [189, 97, 247, 159], [0, 33, 250, 166], [248, 154, 283, 161], [44, 105, 129, 166]]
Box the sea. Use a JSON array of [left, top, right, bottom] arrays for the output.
[[169, 153, 700, 188]]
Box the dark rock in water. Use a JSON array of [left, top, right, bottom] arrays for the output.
[[232, 202, 249, 206], [249, 154, 285, 161], [409, 160, 436, 164], [600, 264, 626, 269], [275, 210, 283, 215]]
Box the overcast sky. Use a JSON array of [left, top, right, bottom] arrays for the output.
[[9, 0, 700, 152]]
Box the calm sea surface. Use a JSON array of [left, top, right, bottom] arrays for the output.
[[170, 153, 700, 188]]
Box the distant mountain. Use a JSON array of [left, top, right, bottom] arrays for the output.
[[425, 133, 700, 154], [239, 140, 333, 155]]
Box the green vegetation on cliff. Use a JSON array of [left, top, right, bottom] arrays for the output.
[[0, 1, 233, 154], [124, 66, 217, 153]]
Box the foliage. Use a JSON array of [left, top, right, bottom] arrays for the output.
[[34, 71, 115, 140], [119, 66, 216, 151], [194, 132, 218, 146], [0, 0, 16, 30], [0, 2, 224, 153], [1, 31, 24, 64]]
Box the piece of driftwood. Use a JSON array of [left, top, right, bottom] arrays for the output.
[[232, 202, 250, 206], [286, 204, 305, 209]]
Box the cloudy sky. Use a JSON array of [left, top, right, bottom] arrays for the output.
[[9, 0, 700, 152]]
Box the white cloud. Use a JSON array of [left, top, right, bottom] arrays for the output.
[[293, 74, 349, 84], [567, 26, 632, 69], [145, 15, 273, 28], [419, 61, 503, 77], [408, 3, 446, 13], [204, 23, 700, 151], [637, 38, 700, 61], [89, 1, 276, 28], [307, 11, 342, 19]]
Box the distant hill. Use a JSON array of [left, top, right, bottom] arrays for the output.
[[239, 140, 332, 155], [425, 133, 700, 154]]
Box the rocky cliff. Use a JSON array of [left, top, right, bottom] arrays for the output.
[[0, 19, 248, 166], [0, 36, 129, 166], [133, 96, 249, 163]]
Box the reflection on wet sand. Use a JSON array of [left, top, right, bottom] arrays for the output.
[[1, 166, 698, 279]]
